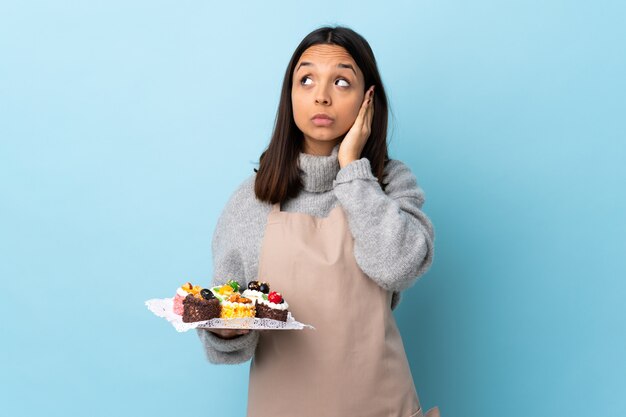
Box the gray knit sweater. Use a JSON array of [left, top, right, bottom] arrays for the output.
[[197, 143, 434, 365]]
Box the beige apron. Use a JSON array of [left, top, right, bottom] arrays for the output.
[[247, 202, 440, 417]]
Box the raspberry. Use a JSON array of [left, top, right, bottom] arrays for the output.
[[268, 291, 283, 304]]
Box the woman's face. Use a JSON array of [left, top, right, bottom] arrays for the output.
[[291, 44, 365, 152]]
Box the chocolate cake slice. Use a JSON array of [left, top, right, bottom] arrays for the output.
[[255, 301, 288, 322], [182, 294, 221, 323]]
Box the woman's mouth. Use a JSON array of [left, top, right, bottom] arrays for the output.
[[311, 113, 334, 126]]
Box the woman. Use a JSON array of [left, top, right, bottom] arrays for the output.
[[197, 25, 440, 417]]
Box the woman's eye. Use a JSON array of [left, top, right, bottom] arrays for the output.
[[299, 76, 350, 87]]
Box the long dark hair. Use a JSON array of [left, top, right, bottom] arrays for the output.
[[254, 25, 391, 204]]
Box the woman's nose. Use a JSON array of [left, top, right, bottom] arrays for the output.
[[315, 87, 331, 105]]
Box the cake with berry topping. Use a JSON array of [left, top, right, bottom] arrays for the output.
[[182, 288, 221, 323], [240, 280, 268, 305], [243, 281, 289, 322]]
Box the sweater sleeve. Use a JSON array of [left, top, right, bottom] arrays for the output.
[[332, 158, 435, 295], [196, 177, 259, 365]]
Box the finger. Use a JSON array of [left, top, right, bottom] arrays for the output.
[[365, 89, 374, 111], [367, 96, 374, 124], [362, 94, 373, 127], [361, 87, 371, 105], [349, 106, 366, 134], [359, 105, 372, 138], [360, 86, 372, 108], [217, 329, 242, 339], [360, 94, 369, 113], [354, 94, 369, 127], [361, 101, 369, 124], [363, 88, 373, 109], [352, 88, 373, 133]]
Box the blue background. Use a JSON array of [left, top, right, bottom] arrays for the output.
[[1, 1, 624, 416]]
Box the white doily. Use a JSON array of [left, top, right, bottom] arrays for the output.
[[145, 297, 315, 333]]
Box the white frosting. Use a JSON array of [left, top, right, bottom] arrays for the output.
[[260, 300, 289, 310], [242, 289, 264, 301], [176, 288, 188, 297], [242, 289, 289, 310], [258, 298, 289, 310]]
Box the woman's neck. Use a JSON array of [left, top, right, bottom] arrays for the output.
[[298, 142, 341, 193], [302, 136, 342, 156]]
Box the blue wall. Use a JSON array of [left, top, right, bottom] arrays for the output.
[[1, 1, 624, 416]]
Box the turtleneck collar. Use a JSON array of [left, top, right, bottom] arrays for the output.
[[298, 143, 341, 193]]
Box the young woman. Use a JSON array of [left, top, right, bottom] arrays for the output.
[[197, 25, 440, 417]]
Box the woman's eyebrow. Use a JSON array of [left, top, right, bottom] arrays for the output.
[[296, 61, 356, 76]]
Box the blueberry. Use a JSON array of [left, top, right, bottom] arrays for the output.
[[259, 282, 270, 294], [200, 289, 215, 300]]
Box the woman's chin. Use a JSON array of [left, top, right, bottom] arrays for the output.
[[304, 131, 343, 142]]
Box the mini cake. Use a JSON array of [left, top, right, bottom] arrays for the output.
[[182, 288, 221, 323], [220, 293, 256, 318], [173, 282, 201, 315], [243, 281, 289, 322], [211, 280, 255, 319]]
